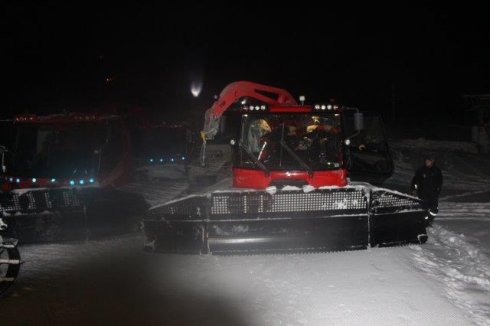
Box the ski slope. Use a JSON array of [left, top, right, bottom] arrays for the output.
[[0, 143, 489, 325]]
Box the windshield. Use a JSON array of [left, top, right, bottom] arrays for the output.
[[238, 113, 342, 170], [344, 115, 389, 153], [11, 123, 107, 178]]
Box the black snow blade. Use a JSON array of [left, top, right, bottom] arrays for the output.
[[0, 188, 83, 215], [143, 184, 428, 254], [0, 188, 147, 243]]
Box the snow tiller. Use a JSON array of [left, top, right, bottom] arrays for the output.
[[0, 113, 145, 243], [143, 81, 429, 254]]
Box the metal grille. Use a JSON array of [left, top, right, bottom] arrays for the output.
[[0, 189, 82, 214], [210, 190, 366, 215], [371, 190, 422, 210]]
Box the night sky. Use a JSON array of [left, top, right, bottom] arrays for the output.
[[3, 2, 490, 122]]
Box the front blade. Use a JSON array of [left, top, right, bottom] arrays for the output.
[[145, 185, 428, 254], [145, 188, 370, 254], [369, 189, 428, 246]]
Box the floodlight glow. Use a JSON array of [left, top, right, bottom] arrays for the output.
[[190, 80, 203, 97]]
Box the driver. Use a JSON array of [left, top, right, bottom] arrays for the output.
[[248, 119, 272, 154], [304, 118, 340, 163]]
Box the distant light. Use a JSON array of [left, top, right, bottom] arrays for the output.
[[15, 178, 20, 183], [32, 178, 37, 183], [190, 80, 203, 97], [8, 177, 13, 182], [89, 178, 95, 183], [50, 178, 56, 183], [105, 75, 116, 83], [69, 180, 75, 186], [170, 158, 175, 162], [149, 158, 154, 163], [159, 158, 164, 163], [79, 179, 85, 185], [181, 156, 185, 160]]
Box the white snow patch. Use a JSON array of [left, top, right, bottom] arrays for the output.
[[410, 225, 490, 325], [265, 186, 277, 195], [302, 185, 316, 193], [281, 185, 302, 191]]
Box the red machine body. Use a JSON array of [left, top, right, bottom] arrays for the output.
[[2, 112, 131, 192], [201, 81, 347, 189]]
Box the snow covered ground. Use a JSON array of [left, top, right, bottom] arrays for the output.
[[0, 142, 489, 325]]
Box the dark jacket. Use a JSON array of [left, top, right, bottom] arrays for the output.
[[411, 164, 443, 200]]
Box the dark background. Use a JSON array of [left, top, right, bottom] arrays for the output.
[[3, 2, 490, 123]]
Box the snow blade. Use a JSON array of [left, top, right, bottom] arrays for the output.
[[143, 185, 428, 254], [0, 188, 147, 243]]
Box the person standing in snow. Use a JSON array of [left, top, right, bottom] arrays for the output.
[[411, 156, 443, 226]]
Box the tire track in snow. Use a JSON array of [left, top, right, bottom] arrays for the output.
[[409, 225, 490, 326], [438, 202, 490, 220]]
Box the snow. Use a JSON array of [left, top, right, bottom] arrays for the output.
[[1, 141, 489, 325], [266, 186, 277, 195]]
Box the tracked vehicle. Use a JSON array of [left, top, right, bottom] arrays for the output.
[[0, 112, 142, 243], [143, 81, 428, 254]]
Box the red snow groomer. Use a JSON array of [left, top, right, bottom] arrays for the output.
[[0, 112, 141, 243], [143, 81, 428, 254]]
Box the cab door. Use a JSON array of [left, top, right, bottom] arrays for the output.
[[343, 112, 394, 186]]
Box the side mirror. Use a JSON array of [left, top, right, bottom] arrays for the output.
[[354, 112, 364, 131]]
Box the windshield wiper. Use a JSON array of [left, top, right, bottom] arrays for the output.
[[279, 140, 313, 176], [238, 141, 270, 175]]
